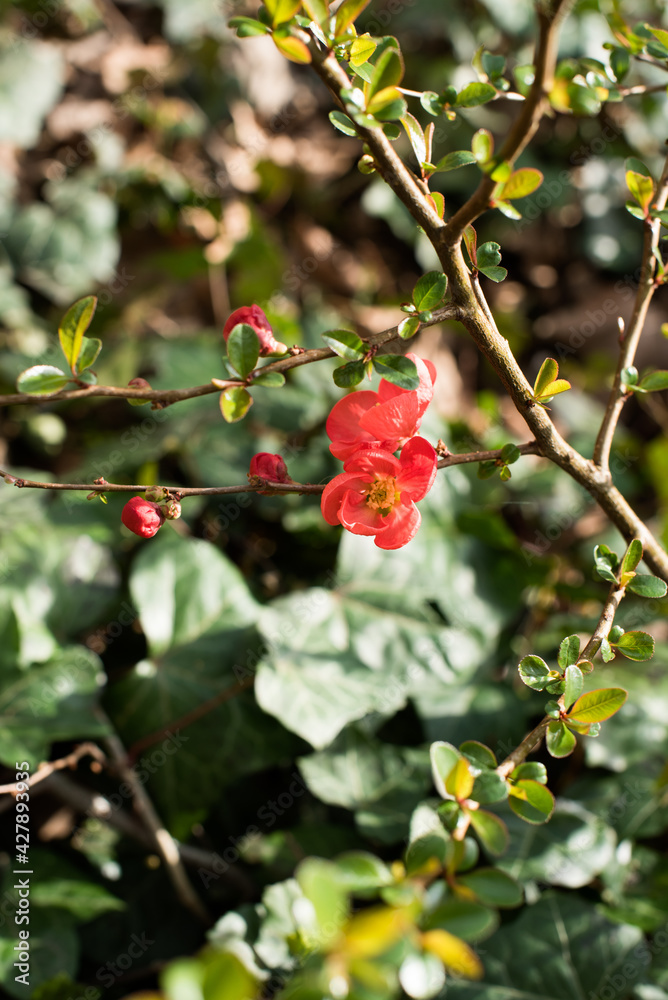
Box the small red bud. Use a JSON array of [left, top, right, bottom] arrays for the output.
[[121, 496, 165, 538], [128, 377, 151, 389], [248, 453, 292, 495], [223, 305, 288, 357]]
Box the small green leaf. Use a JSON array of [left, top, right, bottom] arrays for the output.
[[518, 654, 550, 691], [600, 638, 615, 663], [563, 664, 584, 710], [622, 365, 639, 387], [499, 443, 520, 465], [59, 295, 97, 373], [329, 110, 358, 136], [367, 88, 406, 121], [455, 82, 497, 107], [445, 757, 475, 801], [412, 271, 447, 311], [430, 742, 460, 800], [514, 64, 535, 96], [251, 370, 286, 387], [372, 354, 419, 389], [333, 360, 365, 388], [434, 151, 477, 172], [367, 46, 404, 100], [471, 129, 493, 164], [545, 699, 561, 719], [273, 29, 312, 64], [481, 52, 506, 80], [76, 337, 102, 373], [400, 111, 426, 165], [626, 201, 646, 221], [533, 358, 559, 397], [350, 34, 376, 66], [458, 868, 522, 908], [405, 831, 449, 875], [17, 365, 70, 396], [609, 46, 630, 81], [510, 762, 547, 784], [479, 264, 508, 283], [477, 242, 502, 272], [322, 329, 365, 360], [265, 0, 301, 25], [500, 168, 543, 200], [558, 634, 580, 671], [611, 630, 655, 661], [546, 720, 577, 758], [334, 0, 371, 36], [470, 771, 508, 805], [228, 15, 271, 34], [638, 370, 668, 392], [398, 316, 420, 340], [499, 465, 512, 482], [332, 852, 393, 891], [622, 538, 643, 574], [468, 809, 508, 856], [626, 170, 654, 212], [220, 386, 253, 422], [508, 779, 555, 824], [567, 687, 627, 724], [420, 91, 444, 116], [459, 741, 497, 772], [626, 574, 667, 598], [494, 199, 522, 220], [227, 323, 260, 378]]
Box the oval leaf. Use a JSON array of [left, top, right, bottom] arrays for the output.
[[435, 150, 477, 172], [329, 110, 358, 136], [567, 687, 628, 724], [372, 354, 419, 390], [458, 868, 523, 908], [412, 271, 447, 311], [333, 360, 365, 388], [518, 654, 550, 691], [546, 720, 577, 758], [322, 329, 365, 360], [558, 634, 581, 670], [621, 538, 643, 574], [501, 167, 543, 200], [508, 779, 555, 824], [563, 664, 584, 710], [59, 295, 97, 373], [273, 32, 312, 63], [612, 630, 655, 661], [469, 809, 508, 856], [626, 574, 667, 598], [76, 336, 102, 374], [250, 370, 286, 387], [17, 365, 70, 397], [227, 323, 260, 378], [533, 358, 559, 398], [455, 82, 497, 107], [430, 741, 460, 800], [445, 757, 475, 801], [220, 386, 253, 423]]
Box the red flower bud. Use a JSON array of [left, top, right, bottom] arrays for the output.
[[121, 496, 165, 538], [248, 453, 292, 494], [223, 305, 287, 357]]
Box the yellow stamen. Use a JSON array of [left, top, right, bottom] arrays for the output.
[[365, 476, 400, 512]]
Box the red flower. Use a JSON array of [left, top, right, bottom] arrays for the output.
[[326, 353, 436, 461], [249, 452, 292, 493], [321, 437, 437, 549], [121, 496, 165, 538], [223, 305, 287, 357]]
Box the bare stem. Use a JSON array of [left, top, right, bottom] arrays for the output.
[[0, 742, 106, 795], [593, 154, 668, 471]]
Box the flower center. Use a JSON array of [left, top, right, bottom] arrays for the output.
[[365, 475, 400, 512]]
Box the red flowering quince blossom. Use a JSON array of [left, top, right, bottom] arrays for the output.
[[321, 436, 437, 549], [249, 452, 293, 494], [121, 496, 166, 538], [326, 353, 436, 461], [223, 305, 287, 357]]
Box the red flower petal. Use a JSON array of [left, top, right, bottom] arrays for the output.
[[374, 502, 421, 549], [321, 473, 370, 525], [339, 490, 382, 535], [396, 437, 438, 501], [343, 448, 401, 478]]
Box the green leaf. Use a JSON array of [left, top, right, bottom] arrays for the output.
[[500, 167, 543, 200], [626, 169, 654, 211], [226, 322, 260, 378], [518, 654, 550, 690], [16, 365, 70, 397], [468, 809, 508, 856], [558, 634, 580, 670], [482, 51, 506, 79], [220, 386, 253, 422], [455, 82, 497, 107], [626, 201, 646, 221], [265, 0, 302, 25], [499, 443, 520, 465], [612, 630, 655, 661], [75, 336, 102, 374], [334, 0, 371, 36], [399, 111, 426, 165], [546, 720, 577, 758], [366, 89, 406, 121], [459, 740, 497, 772], [372, 354, 419, 389], [563, 664, 584, 710], [600, 637, 615, 662], [471, 128, 493, 164], [622, 538, 643, 573], [510, 761, 547, 784], [478, 264, 507, 283], [228, 15, 271, 34], [297, 857, 348, 945], [470, 770, 508, 805], [609, 46, 630, 81], [476, 241, 502, 272], [322, 329, 365, 360], [350, 34, 376, 66], [329, 110, 358, 136], [434, 150, 477, 172], [445, 756, 475, 800], [405, 829, 449, 875], [30, 878, 125, 920], [332, 852, 393, 890], [333, 360, 365, 387], [430, 741, 460, 800], [412, 271, 447, 311], [508, 779, 555, 824], [398, 316, 420, 340], [567, 687, 627, 724], [58, 295, 97, 373], [423, 898, 498, 943], [250, 370, 286, 387], [626, 573, 667, 598], [272, 30, 312, 63], [367, 46, 404, 100], [494, 199, 522, 221], [420, 91, 444, 116], [302, 0, 328, 24], [638, 370, 668, 392], [533, 357, 559, 397], [457, 868, 522, 908]]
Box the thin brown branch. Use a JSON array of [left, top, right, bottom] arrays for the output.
[[496, 578, 626, 777], [442, 0, 573, 243], [593, 154, 668, 471], [0, 742, 106, 795], [97, 711, 211, 924], [0, 306, 460, 409]]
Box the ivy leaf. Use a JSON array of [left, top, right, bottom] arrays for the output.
[[412, 271, 447, 311], [508, 779, 555, 824], [322, 329, 365, 360], [226, 323, 260, 378], [468, 809, 508, 856], [16, 365, 71, 396], [518, 654, 550, 691], [546, 720, 577, 758], [567, 687, 627, 724], [372, 354, 419, 389], [611, 630, 655, 661], [626, 574, 667, 598], [220, 386, 253, 422], [58, 295, 97, 374], [333, 360, 365, 387]]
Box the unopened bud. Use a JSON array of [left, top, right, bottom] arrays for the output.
[[144, 485, 169, 503], [128, 377, 151, 407], [162, 499, 182, 520]]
